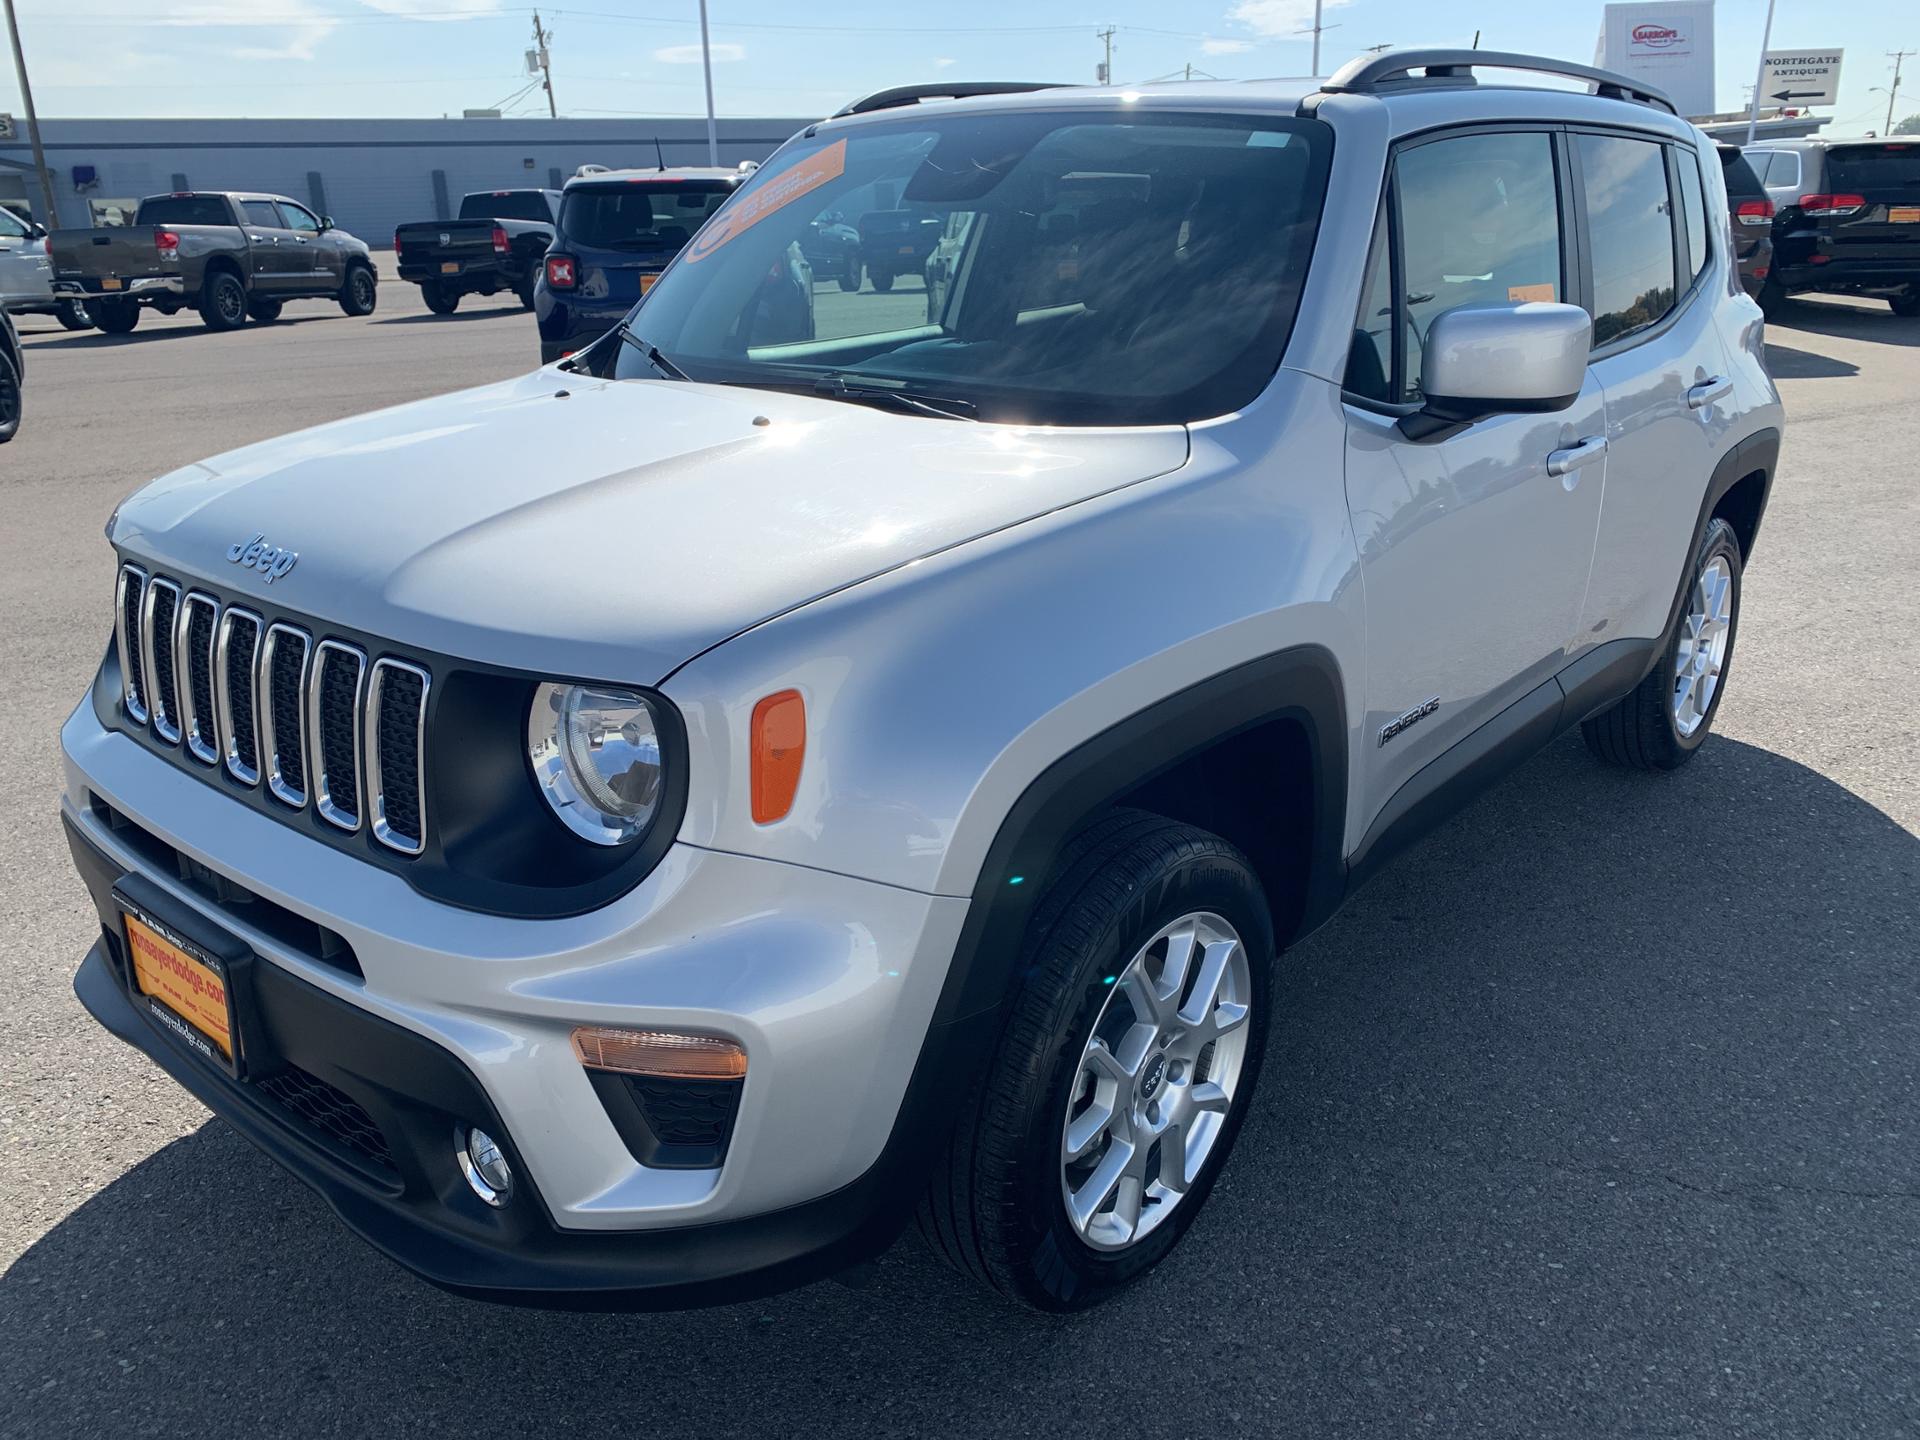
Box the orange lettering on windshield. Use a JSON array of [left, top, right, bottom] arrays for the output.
[[684, 140, 847, 263]]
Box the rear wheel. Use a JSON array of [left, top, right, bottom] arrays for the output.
[[341, 264, 377, 316], [92, 300, 140, 334], [246, 296, 283, 322], [516, 272, 537, 310], [869, 265, 894, 293], [0, 348, 20, 444], [920, 810, 1274, 1311], [1758, 277, 1789, 318], [56, 300, 93, 331], [837, 263, 862, 293], [200, 271, 248, 331], [1582, 517, 1743, 770], [421, 279, 459, 315], [1891, 286, 1920, 318]]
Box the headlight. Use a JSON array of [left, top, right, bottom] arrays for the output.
[[528, 682, 665, 846]]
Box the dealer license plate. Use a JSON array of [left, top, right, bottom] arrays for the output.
[[440, 261, 459, 274], [124, 910, 237, 1072], [101, 277, 123, 290], [1890, 206, 1920, 224]]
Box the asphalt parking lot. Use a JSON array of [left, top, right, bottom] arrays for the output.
[[2, 268, 1916, 1436]]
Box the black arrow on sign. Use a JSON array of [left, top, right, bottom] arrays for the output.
[[1769, 88, 1827, 102]]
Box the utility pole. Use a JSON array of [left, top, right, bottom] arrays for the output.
[[1744, 0, 1776, 145], [2, 0, 59, 227], [1097, 25, 1115, 84], [698, 0, 718, 166], [1888, 50, 1917, 135], [531, 10, 557, 118]]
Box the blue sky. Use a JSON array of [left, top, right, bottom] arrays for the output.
[[3, 0, 1915, 132]]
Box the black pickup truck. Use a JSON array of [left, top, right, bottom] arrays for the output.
[[49, 192, 378, 333], [394, 189, 560, 314]]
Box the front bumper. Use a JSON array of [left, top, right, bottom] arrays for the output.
[[61, 699, 976, 1305]]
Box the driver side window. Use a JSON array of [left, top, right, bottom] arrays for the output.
[[1392, 131, 1565, 403]]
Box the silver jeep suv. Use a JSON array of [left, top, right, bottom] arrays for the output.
[[60, 52, 1781, 1312]]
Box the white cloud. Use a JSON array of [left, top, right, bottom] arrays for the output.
[[653, 42, 746, 64], [1201, 37, 1254, 55], [358, 0, 505, 15], [934, 57, 958, 70], [1226, 0, 1349, 38]]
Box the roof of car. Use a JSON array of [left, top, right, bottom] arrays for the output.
[[561, 167, 745, 189]]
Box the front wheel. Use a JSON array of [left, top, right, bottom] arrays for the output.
[[1891, 286, 1920, 318], [1582, 517, 1743, 770], [341, 264, 377, 316], [920, 810, 1275, 1311], [56, 300, 93, 331], [0, 348, 20, 444], [420, 279, 459, 315], [200, 272, 248, 331]]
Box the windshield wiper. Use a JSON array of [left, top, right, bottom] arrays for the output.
[[809, 374, 977, 422], [612, 322, 690, 381]]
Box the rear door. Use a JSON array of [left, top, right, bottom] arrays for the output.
[[1578, 132, 1738, 648], [237, 198, 299, 292]]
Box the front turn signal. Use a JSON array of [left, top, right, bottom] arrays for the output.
[[750, 688, 805, 824], [571, 1027, 748, 1080]]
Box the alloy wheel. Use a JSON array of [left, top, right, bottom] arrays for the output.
[[1672, 554, 1733, 737], [1060, 911, 1253, 1252]]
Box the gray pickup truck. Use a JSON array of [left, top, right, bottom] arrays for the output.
[[50, 192, 377, 334]]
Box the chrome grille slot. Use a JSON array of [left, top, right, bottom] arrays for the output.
[[260, 623, 311, 808], [215, 607, 263, 784], [114, 564, 149, 723], [177, 592, 220, 765], [308, 640, 367, 832], [366, 658, 430, 855], [140, 577, 183, 744]]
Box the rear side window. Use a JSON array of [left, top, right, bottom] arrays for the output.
[[136, 196, 233, 227], [1576, 134, 1677, 348], [1395, 131, 1564, 402], [559, 183, 733, 250], [1676, 150, 1710, 282], [1824, 145, 1920, 199], [1753, 150, 1800, 190]]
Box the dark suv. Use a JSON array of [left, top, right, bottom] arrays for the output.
[[1746, 138, 1920, 315], [1718, 144, 1774, 301], [533, 168, 744, 364]]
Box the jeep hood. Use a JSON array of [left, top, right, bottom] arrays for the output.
[[111, 369, 1189, 683]]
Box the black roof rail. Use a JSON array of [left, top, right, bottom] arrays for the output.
[[833, 81, 1071, 118], [1320, 49, 1678, 116]]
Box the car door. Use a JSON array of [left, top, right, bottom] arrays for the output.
[[1342, 128, 1608, 832], [238, 198, 299, 292], [276, 201, 336, 292], [0, 206, 39, 306], [1575, 132, 1738, 648]]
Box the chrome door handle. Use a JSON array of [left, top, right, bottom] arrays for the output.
[[1546, 435, 1608, 477], [1688, 376, 1733, 410], [249, 234, 270, 241]]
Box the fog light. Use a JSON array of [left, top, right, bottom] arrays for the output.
[[457, 1125, 513, 1207]]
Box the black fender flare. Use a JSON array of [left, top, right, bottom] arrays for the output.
[[1648, 427, 1779, 683]]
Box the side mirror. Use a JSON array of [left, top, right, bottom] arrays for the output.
[[1400, 302, 1593, 441], [30, 221, 47, 238], [320, 215, 335, 231]]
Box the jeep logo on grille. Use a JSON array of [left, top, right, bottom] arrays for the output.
[[226, 532, 298, 584]]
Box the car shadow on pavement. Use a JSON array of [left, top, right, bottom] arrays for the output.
[[1761, 342, 1860, 380], [372, 308, 530, 325], [2, 735, 1915, 1436], [1768, 297, 1920, 347], [20, 318, 337, 350]]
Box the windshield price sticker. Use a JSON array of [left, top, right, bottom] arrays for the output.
[[684, 140, 847, 263]]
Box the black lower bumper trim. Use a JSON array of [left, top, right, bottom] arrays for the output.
[[65, 812, 970, 1309]]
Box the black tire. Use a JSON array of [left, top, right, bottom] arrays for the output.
[[421, 279, 459, 315], [200, 270, 248, 331], [920, 809, 1276, 1311], [869, 266, 894, 293], [93, 300, 140, 335], [837, 264, 862, 294], [516, 272, 537, 310], [56, 300, 93, 331], [341, 264, 378, 317], [246, 296, 283, 323], [1891, 287, 1920, 318], [1582, 517, 1743, 771], [0, 348, 19, 445], [1757, 278, 1790, 318]]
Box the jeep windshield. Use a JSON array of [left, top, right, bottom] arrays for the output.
[[610, 109, 1332, 425]]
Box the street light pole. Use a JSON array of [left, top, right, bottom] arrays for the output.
[[2, 0, 60, 228], [697, 0, 719, 166], [1311, 0, 1323, 76], [1744, 0, 1777, 146]]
